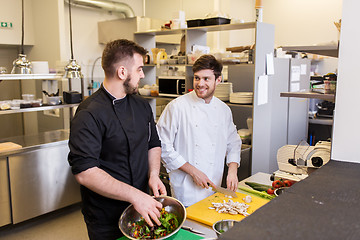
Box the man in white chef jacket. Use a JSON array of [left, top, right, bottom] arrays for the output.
[[157, 54, 242, 207]]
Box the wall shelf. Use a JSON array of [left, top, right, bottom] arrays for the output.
[[280, 91, 335, 101], [0, 104, 79, 115], [281, 45, 338, 58], [0, 74, 62, 81]]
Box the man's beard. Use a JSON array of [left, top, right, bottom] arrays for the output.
[[123, 75, 138, 95]]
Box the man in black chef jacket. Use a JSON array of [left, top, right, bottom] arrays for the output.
[[68, 39, 167, 240]]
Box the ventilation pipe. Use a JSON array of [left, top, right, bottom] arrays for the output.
[[64, 0, 135, 18]]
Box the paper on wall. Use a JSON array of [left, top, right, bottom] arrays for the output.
[[257, 75, 268, 106], [291, 66, 300, 82], [300, 64, 307, 75], [291, 82, 300, 92], [266, 53, 274, 75]]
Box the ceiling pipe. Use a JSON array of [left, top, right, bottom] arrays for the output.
[[64, 0, 135, 18]]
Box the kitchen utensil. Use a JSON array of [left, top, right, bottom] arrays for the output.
[[119, 196, 186, 240], [181, 226, 205, 235], [274, 187, 289, 197], [186, 192, 269, 226], [212, 219, 239, 236], [211, 185, 237, 198]]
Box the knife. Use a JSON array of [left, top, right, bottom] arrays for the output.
[[181, 226, 205, 235], [211, 184, 238, 198]]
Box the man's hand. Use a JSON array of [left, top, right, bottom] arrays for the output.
[[226, 162, 239, 191], [180, 162, 215, 189], [132, 192, 163, 227], [149, 174, 167, 197]]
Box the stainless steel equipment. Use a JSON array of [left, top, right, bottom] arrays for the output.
[[8, 143, 81, 223], [0, 157, 11, 227], [274, 140, 331, 181]]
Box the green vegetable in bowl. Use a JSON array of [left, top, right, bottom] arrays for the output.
[[128, 208, 179, 239]]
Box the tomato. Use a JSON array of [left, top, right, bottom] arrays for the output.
[[283, 180, 292, 187], [272, 180, 284, 188], [267, 188, 275, 195]]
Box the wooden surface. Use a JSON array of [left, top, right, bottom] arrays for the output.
[[186, 192, 269, 226], [0, 142, 22, 153]]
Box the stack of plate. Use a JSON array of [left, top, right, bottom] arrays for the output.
[[229, 92, 253, 104], [214, 82, 233, 101]]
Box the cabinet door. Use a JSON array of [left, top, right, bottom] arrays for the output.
[[8, 144, 81, 223], [0, 158, 11, 227]]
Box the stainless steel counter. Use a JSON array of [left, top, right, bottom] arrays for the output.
[[0, 129, 81, 225], [0, 129, 70, 157]]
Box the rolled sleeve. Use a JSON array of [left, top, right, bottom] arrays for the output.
[[68, 110, 102, 175]]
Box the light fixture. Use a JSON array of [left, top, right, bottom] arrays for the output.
[[11, 0, 32, 74], [64, 0, 84, 98]]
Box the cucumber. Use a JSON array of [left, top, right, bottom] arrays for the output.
[[238, 187, 275, 200], [245, 182, 272, 192]]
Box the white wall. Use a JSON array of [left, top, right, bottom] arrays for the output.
[[331, 0, 360, 162]]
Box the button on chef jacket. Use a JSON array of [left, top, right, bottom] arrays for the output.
[[157, 91, 241, 207], [68, 85, 161, 224]]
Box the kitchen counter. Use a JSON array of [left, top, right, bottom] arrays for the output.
[[219, 160, 360, 240], [0, 129, 69, 157]]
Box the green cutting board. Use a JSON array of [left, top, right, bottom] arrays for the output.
[[117, 229, 204, 240]]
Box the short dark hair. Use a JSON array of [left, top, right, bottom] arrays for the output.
[[101, 39, 147, 77], [192, 54, 223, 79]]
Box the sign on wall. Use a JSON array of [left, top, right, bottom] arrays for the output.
[[0, 22, 13, 29]]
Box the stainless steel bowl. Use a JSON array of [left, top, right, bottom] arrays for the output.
[[119, 196, 186, 240], [212, 219, 239, 236], [274, 187, 289, 196]]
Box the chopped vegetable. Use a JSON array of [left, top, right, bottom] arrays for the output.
[[245, 182, 272, 192], [128, 208, 179, 239]]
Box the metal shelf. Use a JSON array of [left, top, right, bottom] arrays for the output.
[[135, 22, 256, 36], [0, 74, 62, 81], [0, 103, 79, 115], [309, 118, 333, 125], [280, 91, 335, 101], [281, 45, 338, 58]]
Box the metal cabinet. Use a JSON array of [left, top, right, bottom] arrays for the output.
[[8, 143, 81, 224], [0, 157, 11, 227]]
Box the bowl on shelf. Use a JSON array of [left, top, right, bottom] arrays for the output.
[[119, 196, 186, 240], [212, 219, 239, 236], [22, 94, 35, 101], [46, 96, 62, 105], [138, 88, 151, 96]]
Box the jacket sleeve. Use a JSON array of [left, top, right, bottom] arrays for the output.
[[68, 109, 102, 175], [156, 101, 187, 172], [225, 107, 242, 167]]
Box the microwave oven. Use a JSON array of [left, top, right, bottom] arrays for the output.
[[158, 78, 185, 97]]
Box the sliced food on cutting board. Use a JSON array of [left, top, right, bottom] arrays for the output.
[[186, 192, 269, 226]]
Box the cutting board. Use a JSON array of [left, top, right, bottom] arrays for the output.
[[186, 192, 269, 226], [0, 142, 22, 153], [117, 229, 204, 240]]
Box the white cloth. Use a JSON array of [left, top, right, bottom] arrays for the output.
[[157, 91, 241, 206]]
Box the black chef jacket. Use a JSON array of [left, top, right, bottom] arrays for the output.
[[68, 85, 161, 225]]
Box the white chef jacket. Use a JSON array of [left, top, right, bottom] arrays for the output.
[[157, 91, 241, 206]]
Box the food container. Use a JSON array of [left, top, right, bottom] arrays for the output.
[[31, 99, 43, 107], [204, 17, 231, 26], [187, 19, 205, 28], [168, 59, 178, 65], [20, 101, 32, 108], [212, 220, 239, 236], [138, 88, 151, 96], [10, 100, 21, 110], [119, 196, 186, 240], [22, 94, 35, 101], [46, 96, 62, 105]]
